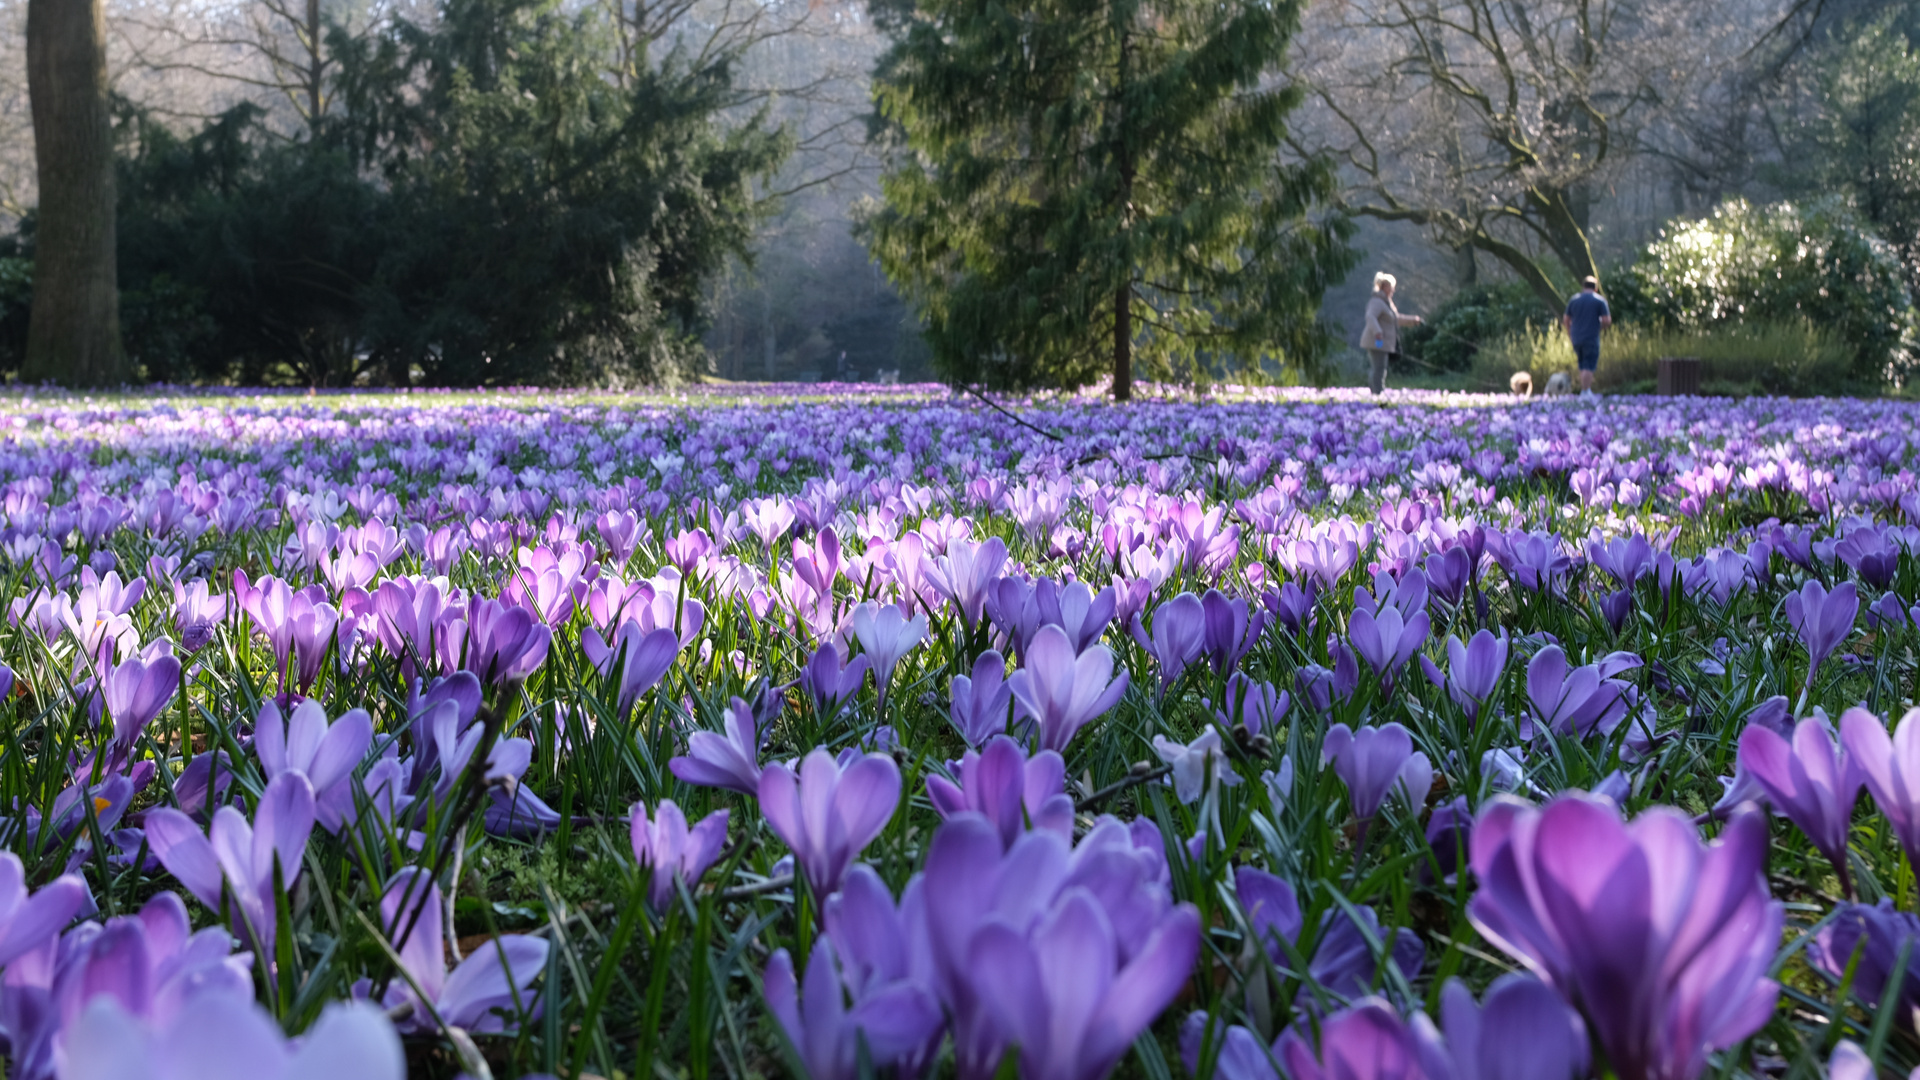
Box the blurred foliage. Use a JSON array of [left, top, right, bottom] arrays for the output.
[[1395, 282, 1553, 372], [1629, 196, 1918, 384], [1469, 320, 1859, 397], [2, 0, 789, 388], [1767, 11, 1920, 298]]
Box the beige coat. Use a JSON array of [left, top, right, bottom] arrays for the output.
[[1360, 291, 1419, 352]]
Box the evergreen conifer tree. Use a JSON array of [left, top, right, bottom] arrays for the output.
[[865, 0, 1354, 398]]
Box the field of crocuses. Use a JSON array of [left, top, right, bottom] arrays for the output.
[[9, 381, 1920, 1079]]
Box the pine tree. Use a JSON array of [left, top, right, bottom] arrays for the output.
[[864, 0, 1354, 399]]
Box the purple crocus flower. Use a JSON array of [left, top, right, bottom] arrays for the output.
[[1784, 579, 1858, 697], [1424, 797, 1472, 882], [1152, 729, 1242, 805], [1524, 645, 1636, 739], [1129, 592, 1206, 696], [0, 852, 87, 969], [1423, 547, 1471, 608], [1200, 589, 1266, 677], [1322, 722, 1432, 822], [949, 650, 1014, 748], [670, 696, 770, 796], [968, 885, 1200, 1080], [1006, 625, 1129, 752], [144, 771, 317, 956], [1177, 1014, 1279, 1080], [1034, 579, 1115, 654], [581, 622, 681, 717], [1212, 673, 1287, 736], [1469, 793, 1781, 1080], [801, 643, 871, 721], [1415, 975, 1591, 1080], [849, 601, 928, 712], [1233, 867, 1422, 1004], [1262, 580, 1318, 636], [39, 891, 254, 1060], [1809, 900, 1920, 1016], [1420, 630, 1509, 721], [925, 536, 1009, 631], [1588, 534, 1656, 589], [1347, 604, 1429, 692], [630, 800, 729, 912], [171, 579, 226, 653], [758, 748, 901, 897], [463, 597, 553, 685], [1738, 714, 1864, 894], [918, 814, 1177, 1079], [1841, 705, 1920, 870], [764, 937, 944, 1080], [366, 868, 547, 1033], [61, 997, 405, 1080], [1296, 644, 1360, 714], [1275, 998, 1422, 1080], [254, 699, 373, 832], [101, 650, 181, 772], [926, 735, 1073, 849]]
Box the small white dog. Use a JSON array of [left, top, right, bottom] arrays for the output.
[[1545, 371, 1573, 396], [1510, 371, 1533, 397]]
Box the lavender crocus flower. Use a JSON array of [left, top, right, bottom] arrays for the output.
[[949, 650, 1014, 748], [1152, 729, 1242, 805], [0, 852, 87, 969], [367, 868, 547, 1032], [630, 800, 729, 911], [101, 650, 181, 772], [1420, 630, 1509, 722], [61, 994, 405, 1080], [1322, 723, 1432, 822], [1524, 645, 1635, 739], [1177, 1014, 1280, 1080], [581, 622, 681, 717], [254, 699, 373, 832], [1737, 714, 1863, 894], [758, 748, 901, 897], [1129, 592, 1206, 696], [849, 601, 927, 712], [1212, 674, 1287, 736], [801, 643, 871, 722], [463, 597, 553, 685], [1841, 706, 1920, 870], [1347, 604, 1429, 692], [1006, 625, 1129, 752], [925, 536, 1009, 631], [670, 696, 770, 796], [969, 885, 1200, 1080], [1784, 579, 1858, 698], [1262, 580, 1317, 636], [926, 735, 1073, 849], [171, 580, 226, 653], [1414, 975, 1591, 1080], [1809, 900, 1920, 1017], [764, 937, 944, 1080], [144, 772, 316, 956], [1234, 867, 1423, 1002], [1274, 998, 1422, 1080], [1469, 793, 1781, 1080], [1200, 589, 1266, 677]]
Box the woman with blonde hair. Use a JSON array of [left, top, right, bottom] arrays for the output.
[[1360, 272, 1422, 395]]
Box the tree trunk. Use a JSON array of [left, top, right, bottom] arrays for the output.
[[1112, 284, 1132, 401], [25, 0, 123, 387]]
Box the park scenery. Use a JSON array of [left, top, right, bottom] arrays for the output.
[[0, 383, 1908, 1079], [3, 0, 1920, 1070]]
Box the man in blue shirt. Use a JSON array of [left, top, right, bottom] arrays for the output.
[[1563, 276, 1612, 396]]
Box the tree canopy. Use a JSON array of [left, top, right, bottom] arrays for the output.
[[863, 0, 1355, 397]]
